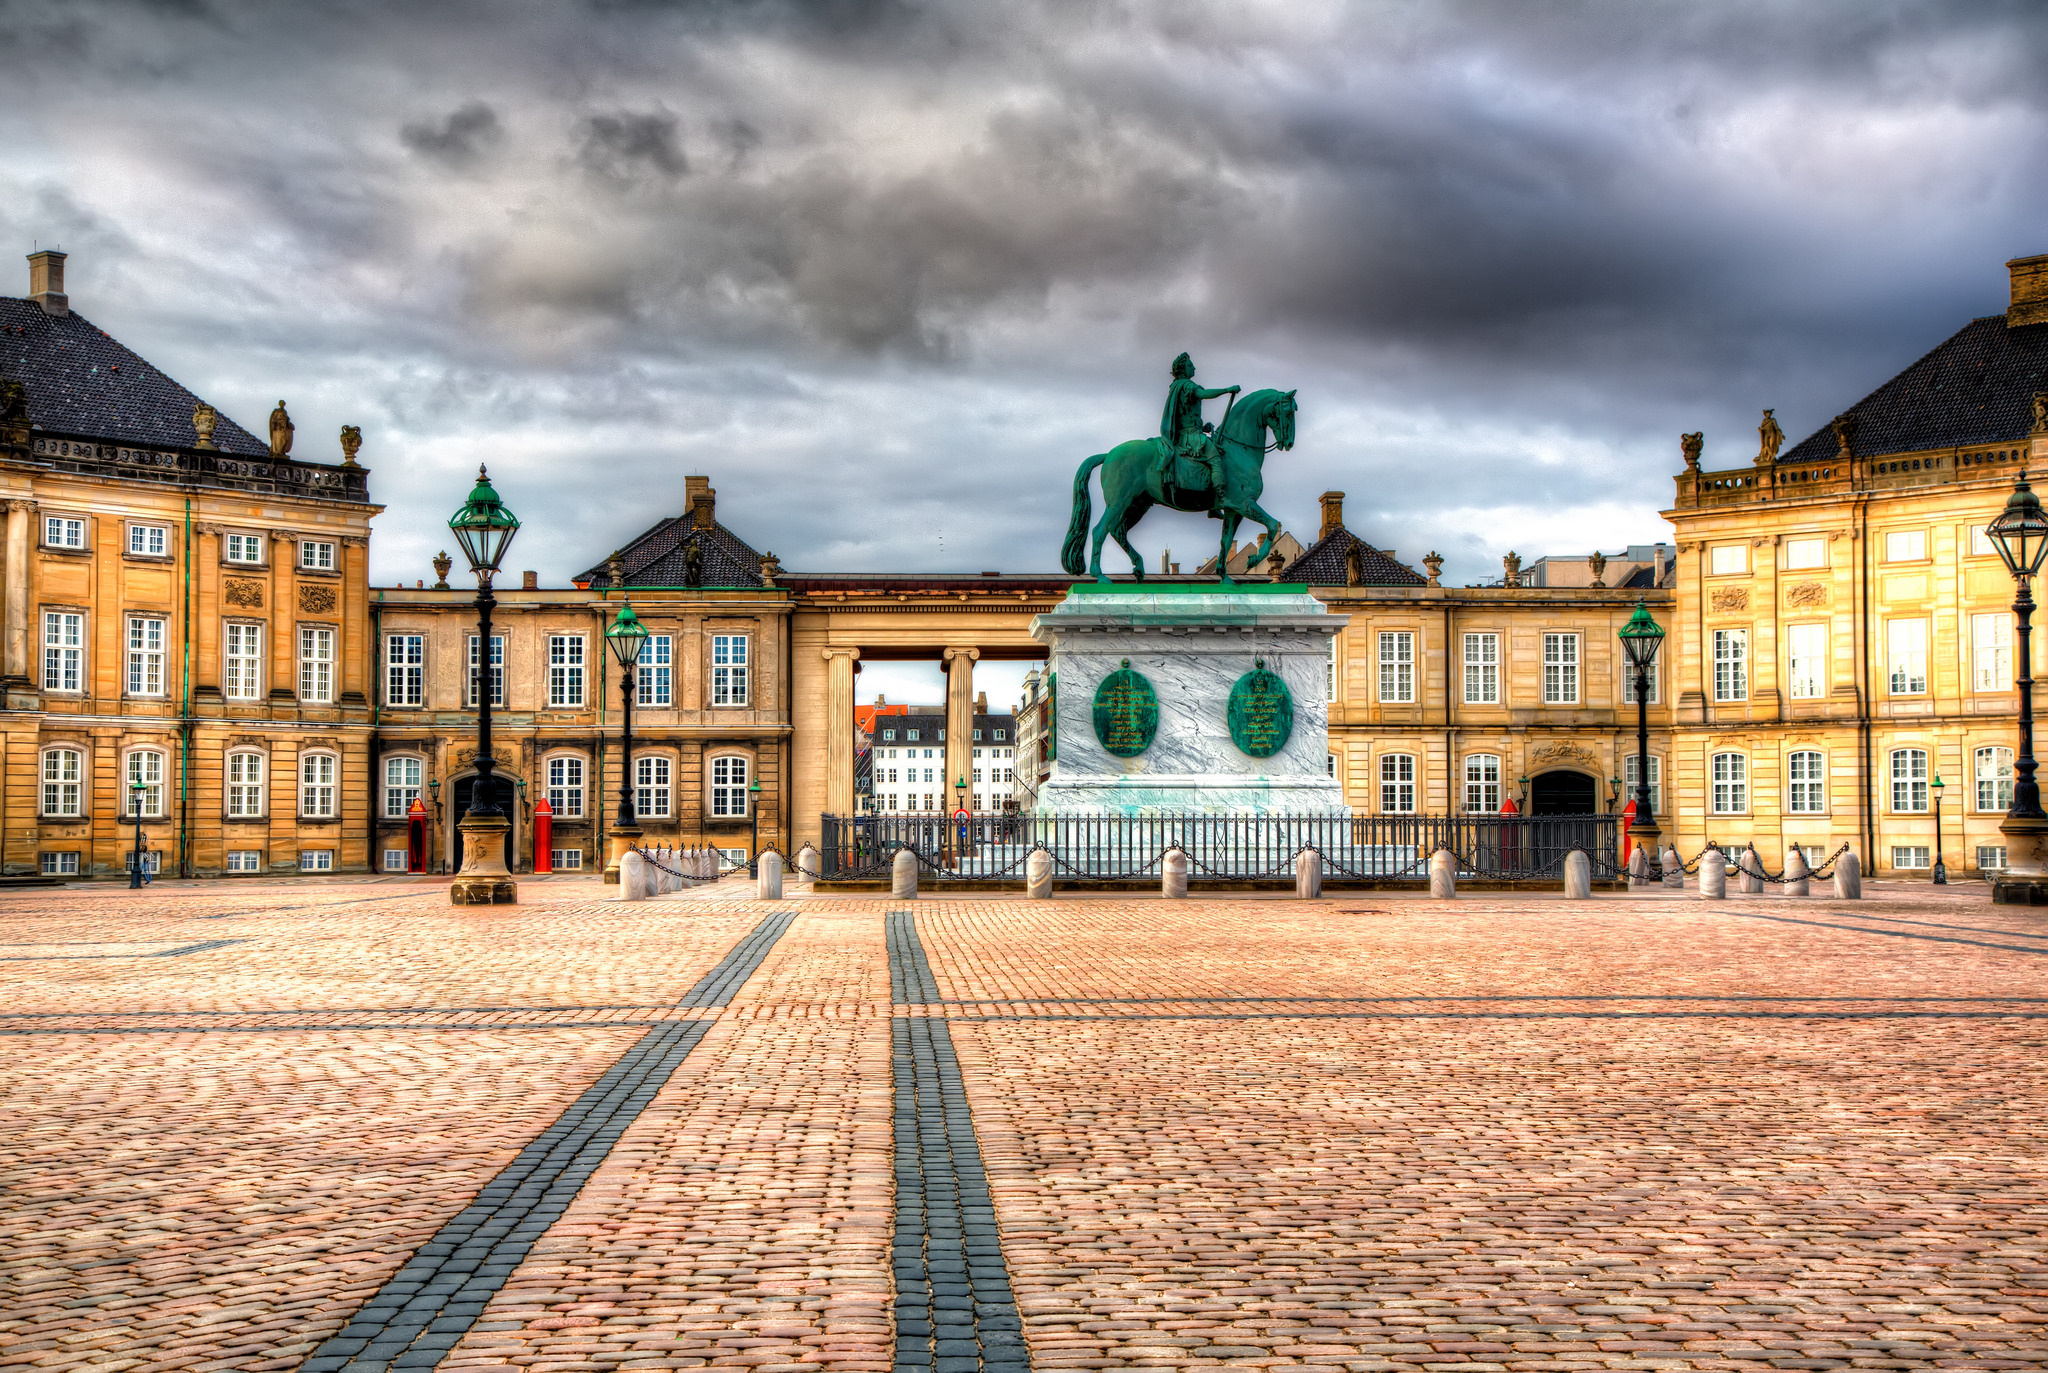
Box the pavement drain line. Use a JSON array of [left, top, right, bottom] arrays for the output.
[[299, 909, 798, 1373], [888, 911, 1032, 1373]]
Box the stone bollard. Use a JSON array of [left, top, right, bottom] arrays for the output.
[[1295, 849, 1323, 899], [1025, 850, 1053, 900], [1429, 847, 1457, 899], [1740, 849, 1764, 895], [619, 851, 650, 901], [1662, 845, 1685, 890], [1783, 847, 1810, 897], [1563, 848, 1591, 899], [795, 843, 819, 880], [757, 851, 784, 900], [1833, 851, 1862, 900], [1162, 849, 1189, 898], [1699, 849, 1727, 898], [891, 848, 919, 900], [1628, 844, 1652, 891]]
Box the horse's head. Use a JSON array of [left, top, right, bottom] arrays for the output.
[[1273, 390, 1296, 451]]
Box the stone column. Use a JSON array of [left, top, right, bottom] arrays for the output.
[[943, 647, 979, 815], [824, 647, 860, 817], [2, 499, 32, 685]]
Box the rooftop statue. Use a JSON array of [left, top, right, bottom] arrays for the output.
[[1061, 353, 1297, 584]]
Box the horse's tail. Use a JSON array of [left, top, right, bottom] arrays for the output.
[[1060, 453, 1107, 575]]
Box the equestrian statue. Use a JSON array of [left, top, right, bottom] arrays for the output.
[[1060, 352, 1297, 584]]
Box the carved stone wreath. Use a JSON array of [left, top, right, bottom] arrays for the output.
[[1784, 581, 1829, 608], [1710, 586, 1749, 612], [1530, 741, 1601, 769], [223, 579, 263, 608], [298, 584, 338, 614]]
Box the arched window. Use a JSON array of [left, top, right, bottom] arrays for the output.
[[125, 749, 166, 818], [546, 755, 585, 818], [227, 752, 265, 818], [1710, 752, 1747, 814], [1977, 746, 2014, 812], [1462, 754, 1501, 813], [1787, 750, 1826, 813], [384, 756, 422, 818], [1890, 748, 1929, 812], [1379, 754, 1416, 813], [710, 755, 750, 817], [41, 748, 83, 817], [301, 753, 338, 819], [635, 756, 672, 818]]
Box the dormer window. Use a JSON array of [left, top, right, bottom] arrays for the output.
[[907, 729, 920, 741]]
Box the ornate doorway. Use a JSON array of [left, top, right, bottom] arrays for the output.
[[1529, 769, 1597, 816]]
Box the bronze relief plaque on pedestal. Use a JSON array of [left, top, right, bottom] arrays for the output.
[[1091, 659, 1157, 758], [1228, 659, 1293, 758]]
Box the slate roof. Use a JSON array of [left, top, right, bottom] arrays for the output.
[[0, 297, 268, 454], [1781, 314, 2048, 464], [575, 516, 767, 589], [1277, 527, 1428, 587], [870, 713, 1017, 743]]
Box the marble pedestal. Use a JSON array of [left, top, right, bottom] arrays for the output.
[[1030, 584, 1348, 815]]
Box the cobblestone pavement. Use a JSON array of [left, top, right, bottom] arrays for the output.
[[0, 880, 2043, 1371]]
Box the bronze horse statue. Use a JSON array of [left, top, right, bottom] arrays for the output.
[[1060, 387, 1298, 583]]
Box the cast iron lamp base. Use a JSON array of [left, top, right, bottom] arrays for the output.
[[1992, 813, 2048, 905], [603, 824, 642, 886], [450, 812, 518, 906]]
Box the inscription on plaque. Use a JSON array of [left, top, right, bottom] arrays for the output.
[[1091, 659, 1158, 758], [1227, 658, 1293, 759]]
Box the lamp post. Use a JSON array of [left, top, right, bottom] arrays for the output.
[[1986, 472, 2048, 903], [128, 780, 147, 889], [602, 601, 649, 885], [1931, 774, 1947, 885], [446, 465, 521, 906], [748, 776, 762, 876], [1617, 601, 1666, 881]]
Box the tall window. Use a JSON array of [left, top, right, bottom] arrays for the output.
[[1462, 754, 1501, 812], [1977, 746, 2014, 812], [1708, 544, 1746, 575], [1788, 623, 1827, 700], [639, 634, 673, 706], [1463, 633, 1499, 704], [1784, 537, 1825, 570], [1326, 636, 1338, 702], [301, 754, 337, 818], [1542, 632, 1579, 704], [1379, 753, 1416, 813], [1378, 632, 1414, 703], [225, 532, 264, 564], [635, 755, 672, 818], [1890, 748, 1929, 812], [1713, 629, 1747, 702], [300, 539, 336, 570], [44, 516, 85, 548], [1888, 620, 1927, 696], [1884, 529, 1926, 562], [1787, 750, 1826, 813], [227, 752, 265, 818], [41, 749, 82, 816], [128, 525, 167, 556], [1622, 657, 1659, 704], [710, 755, 750, 816], [1623, 754, 1661, 813], [1973, 613, 2013, 692], [299, 627, 335, 703], [126, 750, 165, 817], [384, 756, 422, 818], [1710, 752, 1747, 813], [548, 634, 584, 707], [547, 756, 585, 818], [42, 611, 82, 692], [712, 634, 749, 706], [468, 634, 506, 707], [224, 623, 262, 700], [124, 616, 166, 696], [386, 634, 424, 706]]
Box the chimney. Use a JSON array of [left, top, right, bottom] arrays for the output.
[[27, 250, 67, 316], [975, 690, 988, 714], [521, 570, 538, 590], [1654, 545, 1669, 585], [1319, 491, 1345, 541], [2009, 255, 2048, 328], [683, 474, 715, 530]]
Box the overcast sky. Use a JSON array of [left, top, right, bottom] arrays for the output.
[[6, 0, 2047, 618]]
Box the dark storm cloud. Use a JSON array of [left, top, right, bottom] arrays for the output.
[[2, 0, 2046, 586]]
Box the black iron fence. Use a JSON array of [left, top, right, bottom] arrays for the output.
[[819, 812, 1620, 883]]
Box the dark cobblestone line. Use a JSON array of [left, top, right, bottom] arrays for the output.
[[0, 1001, 679, 1020], [888, 910, 941, 1005], [914, 992, 2048, 1006], [678, 911, 797, 1006], [1731, 910, 2048, 955], [951, 1010, 2048, 1022], [0, 938, 250, 961], [1839, 912, 2048, 939], [0, 1019, 687, 1036]]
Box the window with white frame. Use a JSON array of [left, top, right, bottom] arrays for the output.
[[547, 756, 584, 818], [1890, 748, 1929, 812], [1326, 752, 1337, 779], [1326, 636, 1337, 702], [1462, 753, 1501, 812], [126, 750, 165, 817], [1884, 529, 1926, 563], [127, 524, 167, 557], [1379, 753, 1416, 813], [548, 634, 584, 707], [128, 851, 162, 876], [635, 755, 672, 818], [225, 850, 263, 872], [1887, 620, 1927, 696], [1970, 524, 1997, 558], [1784, 537, 1825, 570], [224, 622, 262, 699], [468, 634, 506, 707], [383, 849, 410, 873], [1710, 752, 1747, 813], [710, 756, 749, 816], [1378, 632, 1414, 703], [1890, 845, 1930, 870], [1463, 633, 1499, 704], [41, 748, 82, 816], [226, 751, 265, 818], [300, 753, 338, 818], [1978, 844, 2008, 871], [43, 516, 84, 549], [39, 852, 79, 876], [1713, 629, 1747, 702], [639, 634, 673, 706], [225, 532, 264, 564], [552, 849, 584, 871], [300, 849, 335, 872], [1623, 753, 1661, 813], [299, 626, 335, 703], [1788, 623, 1827, 700], [386, 634, 424, 706], [712, 634, 749, 706], [384, 755, 421, 818], [1709, 544, 1746, 575], [127, 616, 165, 696], [42, 611, 82, 692], [1621, 653, 1659, 704], [1977, 745, 2014, 812], [1787, 749, 1826, 813], [1542, 632, 1580, 704], [1972, 613, 2013, 692], [300, 539, 336, 571]]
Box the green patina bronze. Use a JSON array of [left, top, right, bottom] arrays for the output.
[[1091, 660, 1158, 758], [1045, 672, 1058, 762], [1227, 659, 1293, 758]]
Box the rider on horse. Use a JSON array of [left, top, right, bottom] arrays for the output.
[[1158, 352, 1239, 504]]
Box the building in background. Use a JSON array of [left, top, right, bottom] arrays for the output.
[[1014, 667, 1049, 812], [868, 705, 1018, 812]]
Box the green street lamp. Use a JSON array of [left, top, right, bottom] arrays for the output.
[[128, 780, 148, 889], [1986, 473, 2048, 902], [604, 601, 649, 883], [446, 466, 520, 904], [1617, 601, 1666, 874], [748, 776, 763, 876], [1931, 773, 1947, 885]]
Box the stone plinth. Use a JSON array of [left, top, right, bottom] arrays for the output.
[[1029, 584, 1348, 816], [450, 813, 517, 906]]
